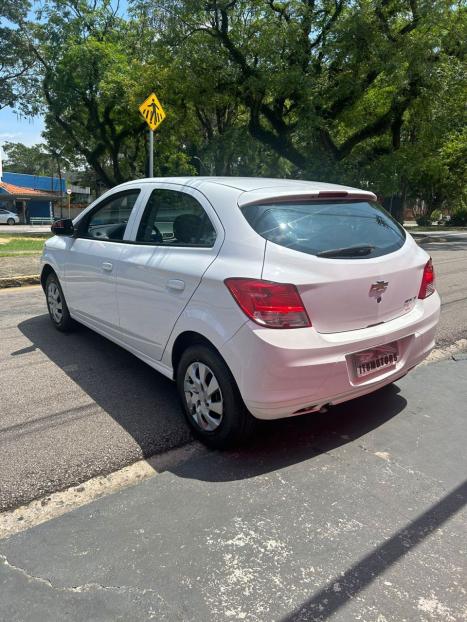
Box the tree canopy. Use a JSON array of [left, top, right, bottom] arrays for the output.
[[2, 141, 54, 175], [2, 0, 466, 215], [0, 0, 36, 110]]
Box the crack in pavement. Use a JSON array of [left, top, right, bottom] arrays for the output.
[[0, 553, 160, 597]]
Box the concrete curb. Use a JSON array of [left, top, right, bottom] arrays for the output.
[[0, 443, 206, 540], [0, 275, 41, 289], [411, 231, 466, 242], [0, 231, 50, 238]]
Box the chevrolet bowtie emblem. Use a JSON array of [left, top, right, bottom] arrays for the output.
[[369, 281, 388, 303]]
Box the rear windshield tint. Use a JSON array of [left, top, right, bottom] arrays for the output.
[[241, 201, 406, 259]]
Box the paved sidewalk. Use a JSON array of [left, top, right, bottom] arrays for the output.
[[0, 224, 52, 234], [0, 255, 41, 279], [1, 358, 466, 621]]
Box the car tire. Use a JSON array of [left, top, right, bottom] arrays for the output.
[[176, 344, 256, 449], [45, 272, 75, 332], [7, 218, 15, 225]]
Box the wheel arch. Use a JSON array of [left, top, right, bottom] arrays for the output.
[[40, 264, 56, 292], [171, 331, 226, 378]]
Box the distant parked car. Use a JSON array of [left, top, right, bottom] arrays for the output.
[[0, 208, 19, 225], [40, 177, 440, 448]]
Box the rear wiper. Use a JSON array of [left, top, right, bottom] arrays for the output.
[[317, 245, 375, 258]]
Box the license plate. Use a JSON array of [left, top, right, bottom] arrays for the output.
[[353, 343, 399, 378]]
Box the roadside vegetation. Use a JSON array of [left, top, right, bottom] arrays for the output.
[[416, 207, 467, 228], [0, 235, 47, 257]]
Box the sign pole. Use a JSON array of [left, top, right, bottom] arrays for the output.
[[149, 129, 154, 178], [66, 188, 72, 219], [139, 92, 166, 177]]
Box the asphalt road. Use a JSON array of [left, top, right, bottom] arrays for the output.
[[0, 287, 191, 511], [1, 358, 466, 621], [420, 234, 467, 345], [0, 238, 466, 511]]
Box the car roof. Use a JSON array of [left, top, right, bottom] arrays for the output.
[[118, 176, 376, 203]]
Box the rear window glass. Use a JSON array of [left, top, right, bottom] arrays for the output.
[[241, 201, 406, 259]]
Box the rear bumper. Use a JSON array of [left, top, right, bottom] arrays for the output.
[[220, 293, 440, 419]]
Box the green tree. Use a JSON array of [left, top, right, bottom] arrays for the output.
[[145, 0, 466, 191], [2, 141, 57, 175], [16, 0, 466, 212], [157, 22, 290, 176], [0, 0, 35, 110], [30, 0, 194, 188]]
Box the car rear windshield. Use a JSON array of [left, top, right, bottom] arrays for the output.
[[241, 200, 406, 259]]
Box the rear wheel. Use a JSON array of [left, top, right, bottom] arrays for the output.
[[176, 344, 255, 449], [7, 218, 15, 225], [45, 272, 75, 332]]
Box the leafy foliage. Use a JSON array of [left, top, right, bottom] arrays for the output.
[[430, 209, 442, 223], [450, 207, 467, 227], [0, 0, 36, 111], [2, 0, 465, 213], [2, 141, 60, 175], [415, 215, 431, 227], [146, 1, 465, 179], [29, 0, 195, 187]]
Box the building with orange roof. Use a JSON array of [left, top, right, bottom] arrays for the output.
[[0, 172, 65, 223]]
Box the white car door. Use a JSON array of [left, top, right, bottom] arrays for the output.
[[64, 188, 143, 333], [0, 209, 8, 223], [116, 183, 223, 361]]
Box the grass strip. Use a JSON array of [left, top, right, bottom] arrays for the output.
[[0, 237, 46, 256]]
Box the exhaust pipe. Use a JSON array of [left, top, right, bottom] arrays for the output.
[[293, 403, 330, 416]]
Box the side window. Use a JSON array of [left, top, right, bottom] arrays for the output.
[[81, 190, 140, 241], [136, 189, 217, 247]]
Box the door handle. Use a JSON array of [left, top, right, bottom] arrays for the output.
[[166, 279, 185, 291], [102, 261, 113, 272]]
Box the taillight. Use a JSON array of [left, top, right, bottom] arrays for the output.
[[418, 258, 435, 299], [224, 278, 311, 328]]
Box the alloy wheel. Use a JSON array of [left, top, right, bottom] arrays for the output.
[[184, 362, 224, 432]]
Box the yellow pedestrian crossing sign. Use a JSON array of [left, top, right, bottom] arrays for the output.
[[139, 92, 166, 131]]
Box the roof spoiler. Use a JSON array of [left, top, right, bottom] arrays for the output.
[[238, 190, 377, 207]]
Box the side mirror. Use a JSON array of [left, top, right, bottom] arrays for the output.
[[51, 219, 74, 236]]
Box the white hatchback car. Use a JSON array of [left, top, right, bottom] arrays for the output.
[[41, 177, 440, 447], [0, 208, 20, 225]]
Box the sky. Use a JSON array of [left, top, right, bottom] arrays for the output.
[[0, 107, 45, 147]]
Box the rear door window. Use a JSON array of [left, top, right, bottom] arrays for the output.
[[241, 201, 406, 259], [136, 188, 217, 247]]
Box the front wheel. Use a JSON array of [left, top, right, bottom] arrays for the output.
[[7, 218, 15, 225], [176, 345, 255, 449], [45, 272, 75, 332]]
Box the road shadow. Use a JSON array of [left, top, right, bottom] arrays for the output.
[[419, 240, 467, 252], [279, 479, 467, 621], [17, 313, 191, 457], [18, 313, 407, 480], [168, 382, 407, 482]]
